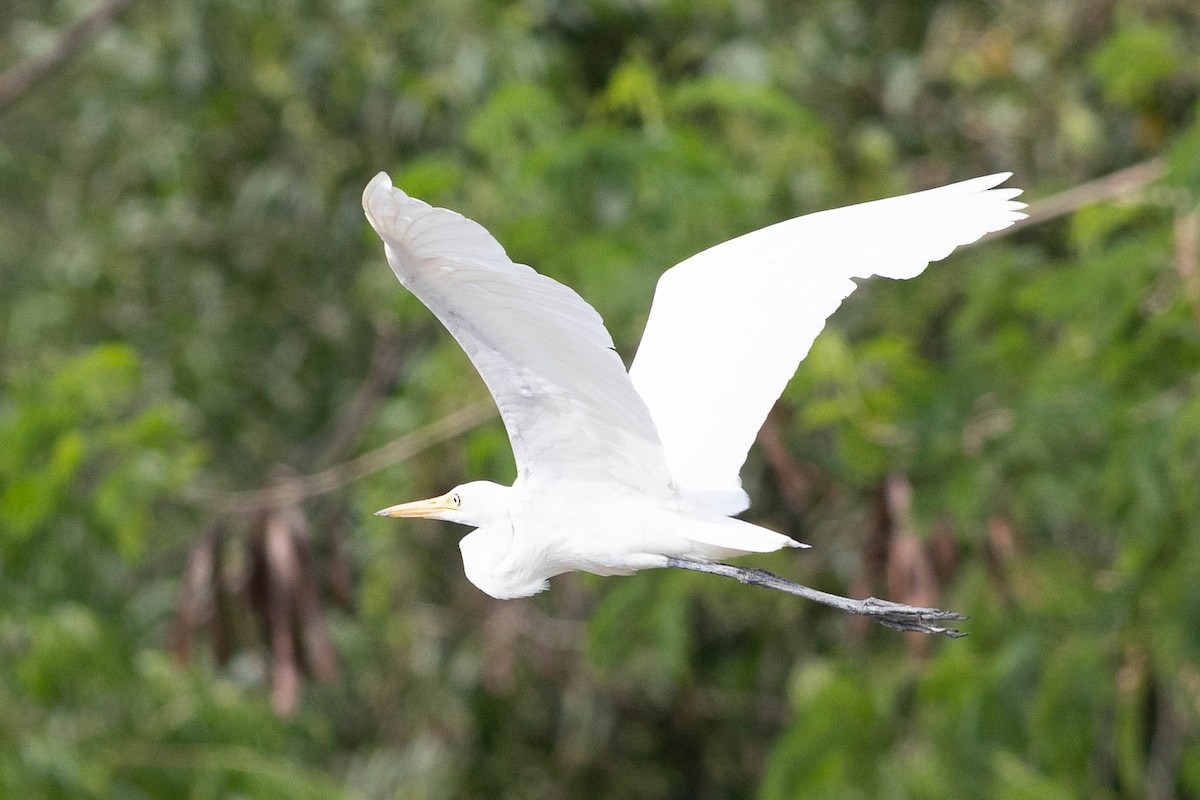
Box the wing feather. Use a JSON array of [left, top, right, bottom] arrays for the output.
[[629, 173, 1027, 513], [364, 172, 672, 490]]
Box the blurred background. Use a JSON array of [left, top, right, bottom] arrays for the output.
[[2, 0, 1200, 797]]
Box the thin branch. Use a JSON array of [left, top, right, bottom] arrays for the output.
[[993, 158, 1165, 237], [182, 400, 497, 515], [96, 742, 367, 800], [0, 0, 137, 111], [666, 558, 967, 637], [308, 327, 404, 470]]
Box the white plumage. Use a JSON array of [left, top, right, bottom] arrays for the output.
[[366, 171, 1025, 603]]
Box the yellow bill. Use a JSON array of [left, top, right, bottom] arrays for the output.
[[374, 491, 459, 518]]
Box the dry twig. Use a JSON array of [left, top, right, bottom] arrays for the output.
[[182, 400, 497, 515], [995, 158, 1164, 236], [309, 328, 405, 469], [0, 0, 137, 111]]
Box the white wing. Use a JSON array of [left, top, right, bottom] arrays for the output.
[[629, 173, 1026, 513], [363, 172, 673, 491]]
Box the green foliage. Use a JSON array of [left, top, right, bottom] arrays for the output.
[[2, 0, 1200, 797], [1090, 22, 1188, 108]]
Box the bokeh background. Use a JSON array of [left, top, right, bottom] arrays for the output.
[[3, 0, 1200, 797]]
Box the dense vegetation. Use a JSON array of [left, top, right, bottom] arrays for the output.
[[2, 0, 1199, 797]]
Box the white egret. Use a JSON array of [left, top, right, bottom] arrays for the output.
[[367, 171, 1026, 636]]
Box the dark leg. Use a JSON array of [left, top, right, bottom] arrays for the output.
[[665, 558, 966, 638]]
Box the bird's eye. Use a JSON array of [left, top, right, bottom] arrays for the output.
[[451, 493, 461, 507]]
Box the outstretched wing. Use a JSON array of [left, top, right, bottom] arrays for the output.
[[363, 172, 673, 491], [629, 173, 1026, 513]]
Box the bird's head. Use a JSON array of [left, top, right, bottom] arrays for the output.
[[374, 480, 510, 528]]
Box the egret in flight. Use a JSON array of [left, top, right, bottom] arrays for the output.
[[367, 172, 1025, 636]]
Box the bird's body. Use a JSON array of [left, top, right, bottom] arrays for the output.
[[365, 170, 1025, 629], [452, 479, 800, 598]]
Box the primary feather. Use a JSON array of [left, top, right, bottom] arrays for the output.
[[629, 173, 1027, 513]]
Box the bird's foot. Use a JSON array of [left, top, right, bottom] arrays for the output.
[[854, 597, 967, 638]]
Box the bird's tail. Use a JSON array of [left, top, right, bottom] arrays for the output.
[[681, 517, 808, 558]]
